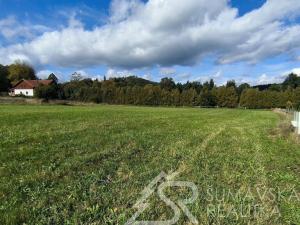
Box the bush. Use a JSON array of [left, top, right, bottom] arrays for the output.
[[34, 84, 59, 100]]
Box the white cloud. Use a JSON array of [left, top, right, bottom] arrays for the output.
[[75, 70, 89, 77], [193, 70, 222, 83], [1, 0, 300, 69], [142, 74, 152, 80], [0, 16, 50, 41], [109, 0, 143, 23], [90, 75, 104, 81], [159, 68, 192, 82], [292, 69, 300, 75], [160, 67, 176, 77], [68, 13, 84, 28], [37, 70, 53, 79], [233, 67, 300, 86], [212, 70, 222, 79], [257, 73, 286, 85], [105, 68, 134, 78], [105, 68, 153, 80], [258, 74, 270, 84], [176, 72, 191, 81], [286, 68, 300, 76]]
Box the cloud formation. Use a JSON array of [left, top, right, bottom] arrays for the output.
[[257, 74, 282, 85], [106, 68, 135, 78], [284, 68, 300, 76], [251, 67, 300, 85], [1, 0, 300, 69], [0, 16, 50, 42]]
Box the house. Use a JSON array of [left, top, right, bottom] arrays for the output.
[[10, 79, 54, 97]]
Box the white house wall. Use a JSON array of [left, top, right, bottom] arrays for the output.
[[14, 89, 34, 97]]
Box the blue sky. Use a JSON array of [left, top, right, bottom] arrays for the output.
[[0, 0, 300, 85]]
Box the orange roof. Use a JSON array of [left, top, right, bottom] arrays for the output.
[[13, 80, 53, 89]]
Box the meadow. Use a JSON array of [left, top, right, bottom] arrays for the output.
[[0, 105, 299, 224]]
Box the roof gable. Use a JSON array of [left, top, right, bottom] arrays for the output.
[[13, 80, 53, 89]]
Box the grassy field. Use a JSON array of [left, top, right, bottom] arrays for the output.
[[0, 105, 299, 224]]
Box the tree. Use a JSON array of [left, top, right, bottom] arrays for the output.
[[160, 89, 172, 105], [0, 64, 10, 92], [171, 89, 181, 106], [216, 86, 238, 108], [240, 89, 260, 109], [226, 80, 236, 89], [180, 88, 197, 106], [160, 77, 176, 91], [283, 73, 300, 89], [101, 80, 116, 104], [70, 72, 84, 81], [189, 81, 202, 94], [237, 83, 250, 96], [142, 85, 161, 105], [198, 87, 216, 107], [113, 76, 156, 87], [269, 84, 282, 92], [203, 79, 215, 91], [209, 79, 215, 90], [286, 101, 293, 111], [8, 62, 36, 84], [48, 73, 59, 84]]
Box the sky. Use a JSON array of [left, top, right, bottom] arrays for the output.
[[0, 0, 300, 85]]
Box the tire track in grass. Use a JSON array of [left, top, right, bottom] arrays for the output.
[[192, 126, 226, 163], [199, 127, 225, 150], [221, 123, 279, 224], [250, 134, 282, 224], [182, 127, 226, 225], [173, 127, 226, 190], [188, 122, 279, 225], [236, 124, 281, 225], [175, 127, 226, 175], [151, 127, 226, 224]]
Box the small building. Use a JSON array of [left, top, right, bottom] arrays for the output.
[[10, 79, 53, 97]]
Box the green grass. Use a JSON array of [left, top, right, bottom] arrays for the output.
[[0, 105, 299, 224]]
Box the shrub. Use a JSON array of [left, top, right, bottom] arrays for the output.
[[34, 84, 59, 100]]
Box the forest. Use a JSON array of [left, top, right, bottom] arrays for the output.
[[1, 62, 300, 109]]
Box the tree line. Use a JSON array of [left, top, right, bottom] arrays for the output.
[[1, 62, 300, 109], [36, 72, 300, 110]]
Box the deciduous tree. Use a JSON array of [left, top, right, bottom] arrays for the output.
[[8, 62, 36, 84]]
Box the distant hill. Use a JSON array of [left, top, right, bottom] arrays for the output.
[[252, 84, 274, 91], [112, 76, 158, 87]]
